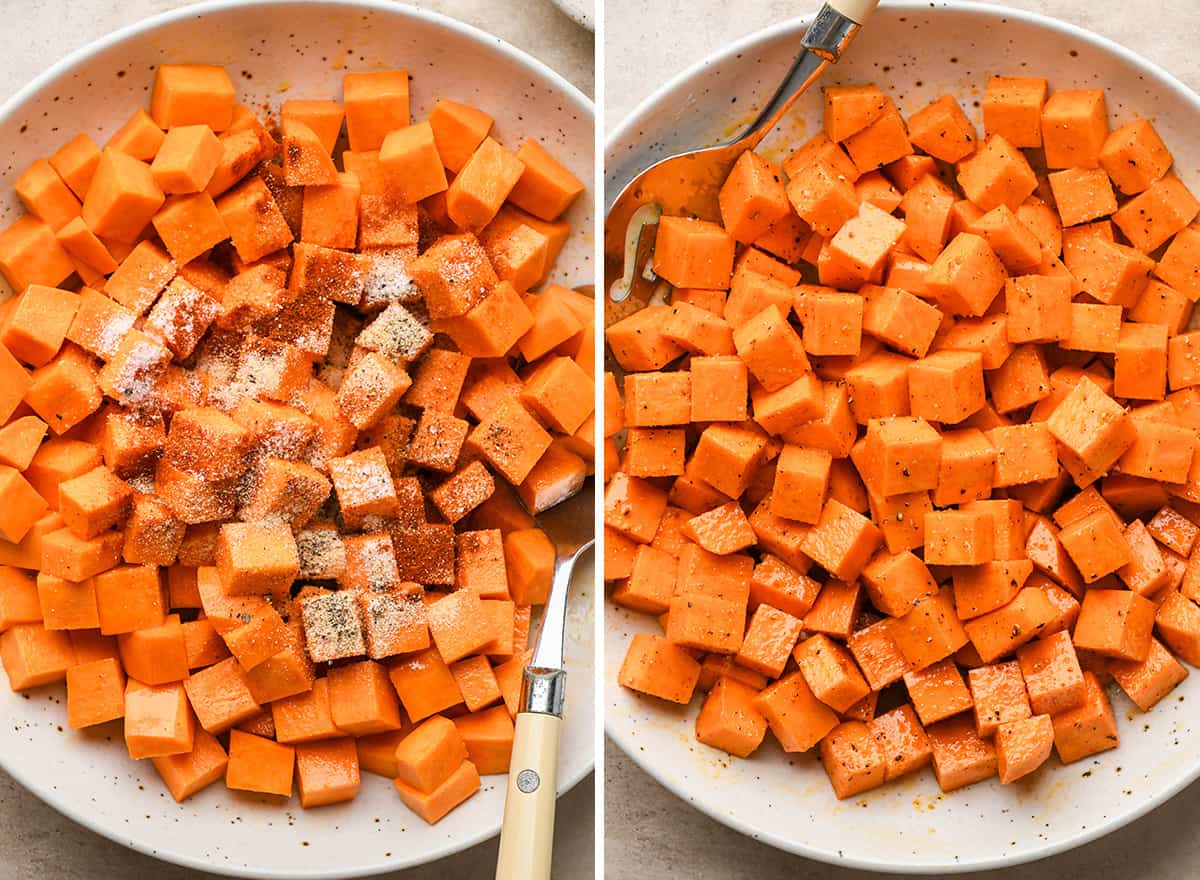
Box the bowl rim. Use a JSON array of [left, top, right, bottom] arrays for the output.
[[0, 1, 593, 878], [603, 0, 1200, 873]]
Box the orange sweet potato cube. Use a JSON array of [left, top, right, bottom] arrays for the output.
[[622, 427, 685, 479], [904, 657, 973, 726], [25, 345, 104, 436], [326, 658, 404, 736], [690, 422, 769, 500], [215, 176, 294, 264], [0, 567, 41, 631], [446, 137, 524, 231], [295, 737, 360, 808], [125, 680, 195, 759], [335, 351, 412, 431], [605, 305, 685, 372], [926, 234, 1007, 319], [735, 603, 803, 678], [0, 622, 74, 690], [467, 397, 552, 486], [995, 713, 1055, 783], [225, 728, 294, 797], [58, 465, 132, 540], [799, 498, 881, 582], [215, 522, 299, 596], [299, 590, 366, 662], [982, 76, 1047, 147], [81, 149, 165, 243], [821, 202, 907, 289], [2, 284, 79, 368], [508, 139, 585, 223], [819, 719, 888, 799], [926, 713, 997, 791], [1109, 636, 1189, 711], [40, 526, 122, 586], [1073, 588, 1156, 662], [718, 150, 790, 244], [36, 572, 99, 631], [617, 633, 700, 704], [66, 656, 126, 728], [753, 669, 838, 753], [92, 564, 165, 635], [793, 633, 870, 713], [150, 64, 234, 130], [1041, 89, 1108, 170], [328, 446, 398, 524], [222, 604, 291, 671], [695, 677, 767, 758], [1114, 321, 1169, 400], [408, 232, 496, 320], [1016, 630, 1087, 716], [841, 103, 913, 175], [769, 444, 831, 524], [393, 757, 478, 822], [653, 216, 735, 290], [623, 372, 690, 427], [822, 85, 888, 143], [388, 646, 463, 722], [1057, 510, 1132, 584], [407, 410, 469, 474], [611, 544, 676, 615], [1046, 376, 1134, 480], [14, 158, 81, 232], [891, 588, 969, 671], [115, 612, 189, 685], [967, 661, 1032, 737], [1050, 671, 1119, 763], [666, 591, 745, 654], [152, 192, 229, 266], [1100, 118, 1172, 195], [520, 356, 594, 435], [908, 93, 977, 162], [906, 349, 985, 424], [1, 214, 76, 299], [151, 727, 228, 802], [0, 467, 48, 544]]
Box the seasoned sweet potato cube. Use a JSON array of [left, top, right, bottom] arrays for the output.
[[617, 633, 700, 704], [819, 720, 888, 799], [214, 522, 299, 597]]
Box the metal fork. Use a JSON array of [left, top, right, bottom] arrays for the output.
[[494, 482, 594, 880], [604, 0, 880, 307]]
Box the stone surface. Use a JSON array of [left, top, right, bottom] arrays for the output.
[[603, 1, 1200, 877], [0, 1, 593, 878]]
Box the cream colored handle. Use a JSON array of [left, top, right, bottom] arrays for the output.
[[826, 0, 879, 24], [495, 712, 562, 880]]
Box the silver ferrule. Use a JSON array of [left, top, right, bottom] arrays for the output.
[[803, 4, 863, 62], [521, 667, 567, 717]]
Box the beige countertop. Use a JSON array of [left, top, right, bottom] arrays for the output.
[[0, 1, 593, 878], [604, 0, 1200, 878]]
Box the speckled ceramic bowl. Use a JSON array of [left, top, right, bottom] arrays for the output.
[[0, 1, 594, 877], [549, 0, 594, 31], [605, 1, 1200, 873]]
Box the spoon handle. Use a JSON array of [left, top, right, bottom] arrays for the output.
[[742, 1, 876, 147], [828, 0, 880, 24], [494, 711, 562, 880]]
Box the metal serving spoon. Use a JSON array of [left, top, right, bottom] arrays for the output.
[[494, 482, 594, 880], [604, 0, 880, 309]]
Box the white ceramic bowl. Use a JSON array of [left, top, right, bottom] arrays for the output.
[[0, 2, 594, 877], [605, 1, 1200, 873], [550, 0, 594, 31]]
